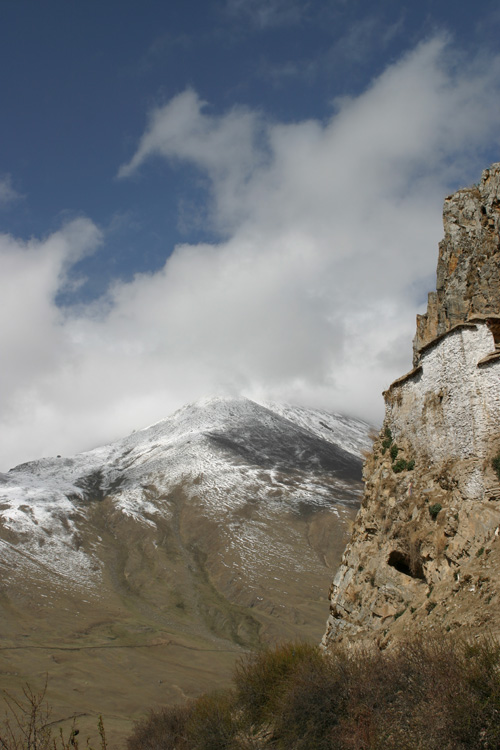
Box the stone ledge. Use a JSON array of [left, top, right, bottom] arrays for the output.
[[383, 365, 422, 395], [477, 351, 500, 367]]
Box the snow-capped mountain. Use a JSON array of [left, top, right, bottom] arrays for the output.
[[0, 397, 371, 737], [0, 396, 370, 588]]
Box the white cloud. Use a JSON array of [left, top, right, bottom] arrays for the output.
[[0, 174, 22, 208], [117, 89, 261, 234], [224, 0, 305, 28], [2, 36, 500, 469], [0, 219, 101, 399]]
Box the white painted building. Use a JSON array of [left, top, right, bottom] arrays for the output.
[[384, 319, 500, 499]]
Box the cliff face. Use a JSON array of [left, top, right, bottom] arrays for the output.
[[323, 165, 500, 650], [413, 164, 500, 364]]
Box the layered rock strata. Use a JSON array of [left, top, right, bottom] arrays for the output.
[[323, 165, 500, 649]]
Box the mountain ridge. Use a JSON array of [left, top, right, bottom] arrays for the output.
[[0, 396, 370, 589]]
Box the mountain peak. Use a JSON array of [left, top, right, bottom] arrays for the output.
[[1, 396, 372, 591]]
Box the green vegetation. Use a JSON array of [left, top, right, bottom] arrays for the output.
[[392, 457, 415, 473], [126, 636, 500, 750], [429, 503, 443, 519], [381, 426, 393, 454], [380, 425, 416, 471], [390, 443, 399, 461], [492, 453, 500, 480]]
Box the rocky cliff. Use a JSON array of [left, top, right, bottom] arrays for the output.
[[413, 164, 500, 363], [323, 164, 500, 650]]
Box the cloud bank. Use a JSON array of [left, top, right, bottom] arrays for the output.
[[2, 37, 500, 469]]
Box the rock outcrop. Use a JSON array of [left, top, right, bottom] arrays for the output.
[[323, 165, 500, 650], [413, 164, 500, 363]]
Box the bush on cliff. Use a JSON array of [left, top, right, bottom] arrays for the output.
[[492, 453, 500, 480], [233, 641, 322, 726], [126, 635, 500, 750]]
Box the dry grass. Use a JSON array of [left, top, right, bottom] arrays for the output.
[[126, 635, 500, 750], [0, 680, 108, 750], [11, 634, 498, 748]]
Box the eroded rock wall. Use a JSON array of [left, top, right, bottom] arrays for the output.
[[413, 164, 500, 365]]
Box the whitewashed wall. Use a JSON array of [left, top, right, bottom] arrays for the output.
[[385, 324, 500, 470]]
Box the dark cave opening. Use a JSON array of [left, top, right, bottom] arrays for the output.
[[387, 550, 425, 580]]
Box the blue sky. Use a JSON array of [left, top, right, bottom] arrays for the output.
[[1, 0, 500, 467]]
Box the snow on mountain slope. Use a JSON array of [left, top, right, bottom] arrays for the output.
[[0, 397, 372, 592], [261, 401, 372, 458]]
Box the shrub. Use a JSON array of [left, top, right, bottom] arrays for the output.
[[407, 459, 415, 471], [381, 427, 393, 453], [0, 680, 108, 750], [392, 459, 408, 473], [271, 648, 349, 749], [429, 503, 442, 519], [127, 704, 190, 750], [126, 635, 500, 750], [186, 691, 238, 750], [492, 453, 500, 480], [341, 636, 500, 750], [390, 444, 399, 461], [233, 642, 322, 726], [0, 682, 52, 750]]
